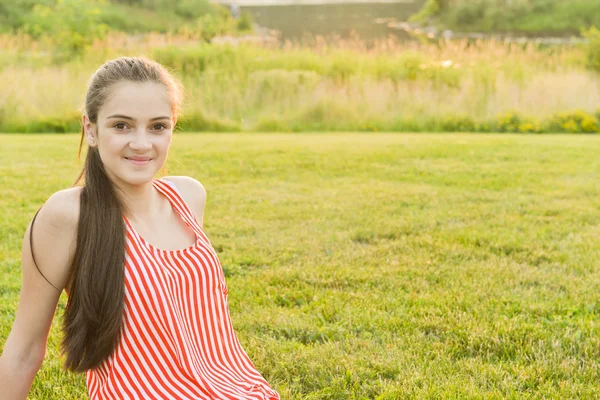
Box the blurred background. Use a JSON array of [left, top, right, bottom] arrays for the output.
[[0, 0, 599, 134]]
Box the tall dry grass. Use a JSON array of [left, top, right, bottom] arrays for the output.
[[0, 32, 598, 133]]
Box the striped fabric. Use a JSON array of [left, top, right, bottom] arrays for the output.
[[85, 178, 279, 400]]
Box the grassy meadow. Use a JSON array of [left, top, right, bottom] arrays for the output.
[[1, 133, 600, 398], [1, 0, 600, 134], [1, 31, 600, 134]]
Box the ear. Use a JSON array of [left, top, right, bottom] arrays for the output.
[[82, 115, 97, 147]]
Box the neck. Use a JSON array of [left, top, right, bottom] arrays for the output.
[[115, 179, 166, 222]]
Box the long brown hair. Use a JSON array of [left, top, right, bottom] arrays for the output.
[[31, 56, 183, 372]]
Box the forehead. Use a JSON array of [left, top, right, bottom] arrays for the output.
[[99, 81, 172, 120]]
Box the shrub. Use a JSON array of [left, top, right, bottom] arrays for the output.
[[177, 110, 240, 132], [117, 0, 217, 19], [449, 0, 487, 29], [237, 11, 253, 32], [582, 26, 600, 72], [440, 115, 476, 132], [172, 0, 215, 20], [581, 115, 600, 133], [22, 0, 108, 60], [517, 121, 543, 133], [496, 112, 522, 133], [1, 113, 81, 133], [254, 117, 289, 132], [97, 3, 185, 33], [191, 6, 236, 42], [474, 121, 492, 133], [409, 0, 448, 24], [546, 110, 600, 133], [0, 0, 39, 33], [412, 0, 600, 35]]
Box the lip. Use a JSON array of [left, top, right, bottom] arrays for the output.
[[125, 157, 152, 165]]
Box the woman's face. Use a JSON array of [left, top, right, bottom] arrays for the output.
[[84, 81, 175, 187]]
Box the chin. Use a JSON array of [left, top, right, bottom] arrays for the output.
[[127, 173, 158, 184], [108, 170, 157, 187]]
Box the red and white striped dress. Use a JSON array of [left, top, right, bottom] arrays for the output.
[[85, 178, 279, 400]]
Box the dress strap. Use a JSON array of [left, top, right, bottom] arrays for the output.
[[160, 178, 182, 196], [152, 178, 212, 246]]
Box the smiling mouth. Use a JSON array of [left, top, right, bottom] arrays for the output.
[[125, 157, 152, 164]]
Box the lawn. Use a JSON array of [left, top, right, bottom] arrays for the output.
[[1, 133, 600, 399]]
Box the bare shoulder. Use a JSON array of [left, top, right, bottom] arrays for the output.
[[161, 176, 207, 226], [40, 186, 82, 229], [24, 186, 82, 291], [162, 175, 207, 202]]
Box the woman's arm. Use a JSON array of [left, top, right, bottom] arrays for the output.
[[0, 190, 79, 400]]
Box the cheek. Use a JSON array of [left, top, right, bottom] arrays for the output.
[[97, 136, 127, 160], [105, 137, 129, 154], [157, 134, 172, 151]]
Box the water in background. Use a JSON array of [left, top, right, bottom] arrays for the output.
[[239, 1, 426, 42]]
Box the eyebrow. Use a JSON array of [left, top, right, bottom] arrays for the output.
[[106, 114, 171, 122]]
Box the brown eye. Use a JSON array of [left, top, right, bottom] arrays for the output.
[[114, 123, 128, 130], [153, 124, 167, 131]]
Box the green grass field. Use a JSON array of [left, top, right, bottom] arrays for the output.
[[1, 133, 600, 399]]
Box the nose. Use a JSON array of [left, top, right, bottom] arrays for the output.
[[129, 129, 152, 151]]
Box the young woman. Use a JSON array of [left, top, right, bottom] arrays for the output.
[[0, 56, 280, 400]]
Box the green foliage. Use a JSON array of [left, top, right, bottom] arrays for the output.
[[409, 0, 447, 24], [0, 0, 241, 40], [496, 112, 525, 133], [413, 0, 600, 35], [172, 0, 215, 20], [21, 0, 108, 59], [177, 111, 240, 132], [237, 11, 253, 32], [547, 110, 600, 133], [0, 0, 40, 33], [446, 0, 488, 29], [254, 117, 289, 132], [194, 11, 237, 42], [427, 63, 462, 89], [1, 115, 81, 133], [440, 115, 476, 132], [110, 0, 215, 18], [373, 55, 412, 83], [516, 120, 543, 133], [151, 45, 465, 89], [261, 110, 599, 134], [327, 54, 357, 82], [153, 44, 243, 74], [170, 0, 244, 42], [248, 69, 321, 94], [0, 36, 597, 134], [95, 3, 186, 33], [433, 111, 599, 134], [582, 26, 600, 72]]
